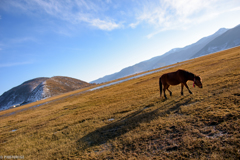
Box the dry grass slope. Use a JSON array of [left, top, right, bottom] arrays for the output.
[[0, 46, 240, 159]]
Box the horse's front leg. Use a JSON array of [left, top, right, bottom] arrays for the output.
[[184, 83, 192, 94]]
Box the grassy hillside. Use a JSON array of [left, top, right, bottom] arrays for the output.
[[0, 46, 240, 159]]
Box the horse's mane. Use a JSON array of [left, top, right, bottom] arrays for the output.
[[179, 69, 195, 78]]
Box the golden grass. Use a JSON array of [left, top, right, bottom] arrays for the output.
[[0, 46, 240, 159]]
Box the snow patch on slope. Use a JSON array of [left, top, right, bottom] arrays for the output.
[[26, 81, 51, 103], [0, 76, 92, 111], [207, 42, 228, 54]]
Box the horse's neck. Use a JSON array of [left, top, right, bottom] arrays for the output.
[[188, 72, 195, 81]]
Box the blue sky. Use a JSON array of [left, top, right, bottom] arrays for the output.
[[1, 0, 240, 95]]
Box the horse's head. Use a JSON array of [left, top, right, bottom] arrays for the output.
[[194, 76, 202, 88]]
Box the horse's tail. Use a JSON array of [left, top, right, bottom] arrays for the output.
[[159, 77, 162, 98]]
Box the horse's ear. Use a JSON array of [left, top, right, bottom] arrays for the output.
[[195, 75, 201, 81]]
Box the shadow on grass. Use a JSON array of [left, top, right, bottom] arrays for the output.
[[76, 97, 193, 150]]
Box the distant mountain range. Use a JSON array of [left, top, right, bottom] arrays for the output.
[[1, 25, 240, 111], [92, 24, 240, 84], [0, 76, 93, 110]]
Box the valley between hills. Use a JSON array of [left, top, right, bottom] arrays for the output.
[[0, 46, 240, 159]]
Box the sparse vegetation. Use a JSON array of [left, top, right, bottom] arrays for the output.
[[0, 46, 240, 159]]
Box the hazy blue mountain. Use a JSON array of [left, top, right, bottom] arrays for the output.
[[91, 27, 230, 84], [192, 25, 240, 58]]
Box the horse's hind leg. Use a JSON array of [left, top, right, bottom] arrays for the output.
[[163, 85, 168, 99], [181, 84, 184, 95], [168, 89, 172, 96], [163, 88, 167, 99], [166, 86, 172, 96]]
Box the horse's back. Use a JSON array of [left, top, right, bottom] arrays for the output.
[[160, 70, 181, 85], [177, 69, 188, 75]]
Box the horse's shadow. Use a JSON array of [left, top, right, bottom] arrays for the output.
[[76, 97, 193, 150]]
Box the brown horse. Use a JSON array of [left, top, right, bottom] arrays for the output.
[[159, 69, 202, 99]]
